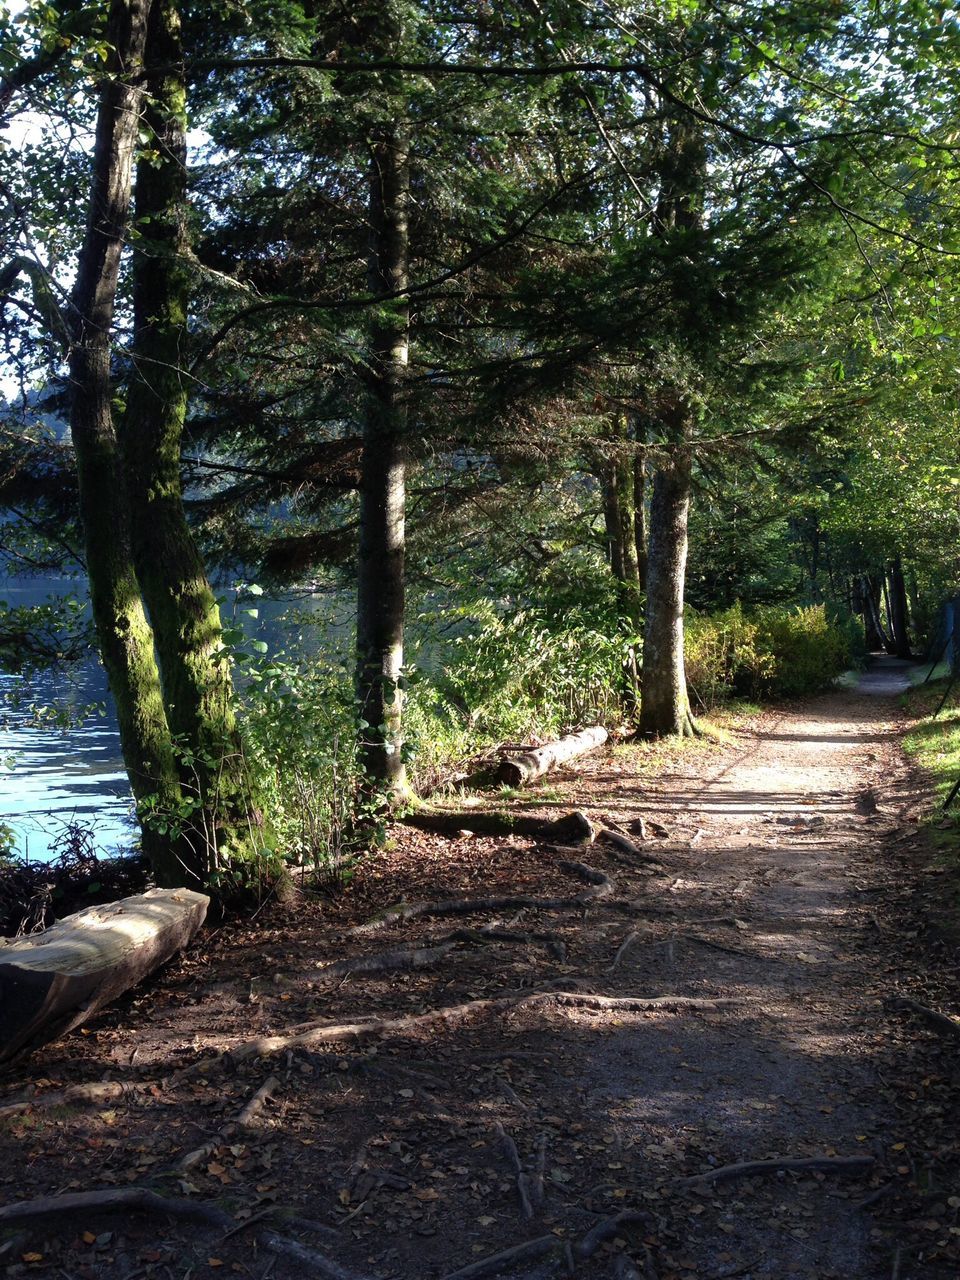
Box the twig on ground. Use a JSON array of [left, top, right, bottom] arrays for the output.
[[491, 1077, 526, 1109], [856, 1182, 894, 1211], [608, 928, 650, 972], [680, 1155, 874, 1187], [178, 1075, 281, 1170], [236, 1075, 281, 1127]]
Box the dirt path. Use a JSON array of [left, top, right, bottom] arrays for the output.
[[1, 663, 957, 1280]]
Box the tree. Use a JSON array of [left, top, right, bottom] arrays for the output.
[[3, 0, 267, 889]]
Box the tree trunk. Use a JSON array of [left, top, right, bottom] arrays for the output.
[[120, 0, 264, 883], [887, 555, 912, 659], [640, 445, 696, 738], [66, 0, 184, 885], [356, 120, 410, 796], [863, 574, 889, 652], [598, 439, 641, 626], [633, 450, 648, 586]]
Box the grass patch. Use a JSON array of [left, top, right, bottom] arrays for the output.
[[903, 677, 960, 852], [907, 659, 950, 687]]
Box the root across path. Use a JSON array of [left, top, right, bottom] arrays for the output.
[[0, 657, 958, 1280]]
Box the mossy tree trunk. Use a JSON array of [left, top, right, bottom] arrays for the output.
[[66, 0, 184, 885], [355, 117, 410, 799], [119, 0, 265, 882]]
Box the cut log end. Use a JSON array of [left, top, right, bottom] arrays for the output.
[[0, 888, 209, 1061]]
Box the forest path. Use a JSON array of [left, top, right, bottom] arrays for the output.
[[1, 661, 957, 1280], [533, 655, 943, 1280]]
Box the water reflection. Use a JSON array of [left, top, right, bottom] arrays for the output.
[[0, 665, 135, 862], [0, 577, 352, 863]]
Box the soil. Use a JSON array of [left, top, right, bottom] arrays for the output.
[[1, 656, 959, 1280]]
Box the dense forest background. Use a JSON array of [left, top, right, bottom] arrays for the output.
[[1, 0, 959, 899]]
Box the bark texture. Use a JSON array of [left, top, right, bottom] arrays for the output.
[[356, 118, 410, 795], [639, 446, 696, 738], [887, 555, 912, 659]]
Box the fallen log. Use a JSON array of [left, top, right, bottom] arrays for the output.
[[496, 726, 608, 787], [0, 887, 209, 1061]]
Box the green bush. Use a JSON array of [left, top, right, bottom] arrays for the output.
[[405, 601, 638, 789], [749, 604, 856, 697], [684, 602, 765, 708], [238, 651, 366, 884], [684, 602, 859, 705]]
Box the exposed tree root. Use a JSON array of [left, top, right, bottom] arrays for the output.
[[260, 1232, 373, 1280], [314, 942, 457, 981], [494, 1121, 536, 1219], [889, 996, 960, 1039], [598, 827, 662, 864], [0, 1187, 234, 1231], [0, 1079, 154, 1122], [351, 858, 614, 934], [680, 1155, 874, 1187], [315, 922, 567, 984], [179, 988, 750, 1078], [0, 1188, 360, 1279], [401, 807, 594, 843], [440, 1208, 649, 1280], [549, 991, 747, 1014], [575, 1210, 649, 1261], [441, 1233, 558, 1280]]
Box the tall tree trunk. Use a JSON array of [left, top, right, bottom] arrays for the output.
[[639, 110, 703, 738], [356, 120, 410, 796], [598, 433, 641, 626], [119, 0, 264, 883], [640, 444, 696, 738], [66, 0, 185, 885], [633, 450, 648, 586], [600, 458, 626, 582], [887, 555, 912, 659], [861, 573, 888, 652]]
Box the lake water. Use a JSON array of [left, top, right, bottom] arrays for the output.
[[0, 577, 353, 862]]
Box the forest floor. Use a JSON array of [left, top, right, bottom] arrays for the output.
[[1, 657, 959, 1280]]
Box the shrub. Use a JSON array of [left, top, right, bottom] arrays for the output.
[[238, 650, 366, 885], [684, 603, 859, 705], [404, 601, 638, 789], [748, 604, 855, 697]]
